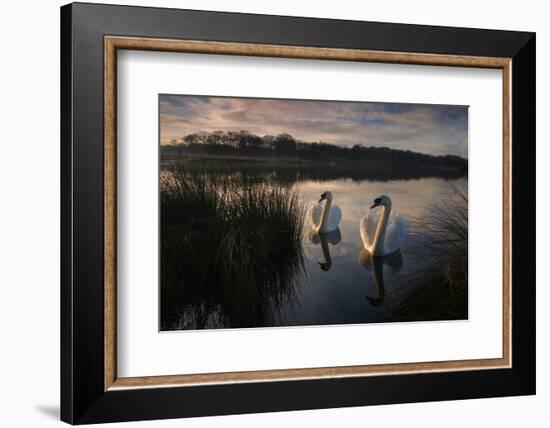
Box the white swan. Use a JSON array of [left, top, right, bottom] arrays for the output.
[[360, 195, 406, 256], [309, 191, 342, 233]]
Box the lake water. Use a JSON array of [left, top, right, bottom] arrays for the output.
[[161, 158, 467, 330], [277, 176, 465, 326]]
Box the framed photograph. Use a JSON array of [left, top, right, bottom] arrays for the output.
[[61, 2, 535, 424]]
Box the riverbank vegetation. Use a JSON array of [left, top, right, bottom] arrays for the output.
[[161, 130, 467, 175], [392, 182, 468, 321], [160, 165, 306, 330]]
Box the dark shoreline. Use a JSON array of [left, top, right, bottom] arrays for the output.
[[161, 152, 467, 182]]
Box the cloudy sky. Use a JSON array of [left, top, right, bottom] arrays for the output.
[[159, 94, 468, 158]]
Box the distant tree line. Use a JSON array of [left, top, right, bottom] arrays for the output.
[[162, 130, 467, 171]]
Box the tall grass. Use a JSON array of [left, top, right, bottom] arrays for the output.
[[392, 181, 468, 321], [160, 164, 306, 330]]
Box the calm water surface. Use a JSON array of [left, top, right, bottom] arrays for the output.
[[274, 176, 464, 326], [162, 159, 466, 329]]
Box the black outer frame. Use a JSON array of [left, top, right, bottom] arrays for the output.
[[60, 2, 535, 424]]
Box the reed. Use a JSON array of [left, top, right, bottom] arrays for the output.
[[392, 182, 468, 321], [160, 164, 306, 330]]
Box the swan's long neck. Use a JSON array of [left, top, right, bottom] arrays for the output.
[[318, 198, 332, 233], [371, 203, 391, 256]]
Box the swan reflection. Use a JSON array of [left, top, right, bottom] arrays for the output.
[[358, 249, 403, 306], [309, 228, 342, 271]]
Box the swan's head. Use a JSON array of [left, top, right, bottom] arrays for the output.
[[318, 191, 333, 203], [370, 195, 392, 209]]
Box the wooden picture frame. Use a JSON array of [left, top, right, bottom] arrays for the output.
[[61, 2, 535, 424]]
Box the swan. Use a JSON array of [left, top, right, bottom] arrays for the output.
[[360, 195, 406, 256], [309, 191, 342, 233], [309, 229, 342, 271]]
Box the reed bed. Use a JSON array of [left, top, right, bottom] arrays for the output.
[[160, 165, 306, 330], [391, 181, 468, 321]]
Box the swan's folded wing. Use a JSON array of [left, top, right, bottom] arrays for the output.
[[385, 212, 407, 254], [309, 203, 322, 228], [328, 203, 342, 230], [360, 209, 380, 247]]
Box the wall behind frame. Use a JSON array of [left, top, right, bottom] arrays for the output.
[[0, 1, 545, 427]]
